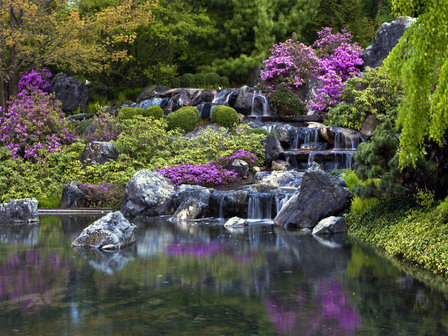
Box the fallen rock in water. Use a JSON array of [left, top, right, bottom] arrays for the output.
[[224, 216, 247, 228], [0, 198, 39, 224], [60, 181, 86, 208], [274, 163, 351, 229], [121, 171, 176, 218], [312, 216, 347, 235], [72, 211, 136, 250], [170, 199, 208, 222]]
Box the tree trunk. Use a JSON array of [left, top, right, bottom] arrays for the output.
[[0, 77, 6, 112]]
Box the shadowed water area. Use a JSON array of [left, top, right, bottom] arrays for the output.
[[1, 216, 448, 335]]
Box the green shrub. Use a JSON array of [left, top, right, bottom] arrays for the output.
[[249, 128, 270, 136], [179, 73, 195, 88], [166, 106, 200, 133], [115, 88, 141, 105], [118, 107, 146, 120], [169, 77, 180, 88], [144, 106, 164, 119], [327, 67, 402, 130], [350, 196, 379, 217], [211, 105, 239, 130], [270, 85, 305, 116]]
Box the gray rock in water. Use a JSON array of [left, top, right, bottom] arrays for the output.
[[363, 16, 415, 68], [264, 134, 284, 164], [71, 211, 136, 250], [170, 199, 208, 222], [312, 216, 347, 235], [224, 216, 247, 228], [210, 190, 249, 218], [227, 159, 249, 179], [80, 141, 118, 166], [51, 72, 89, 113], [271, 160, 290, 171], [254, 170, 303, 189], [274, 163, 351, 229], [60, 181, 86, 208], [174, 185, 211, 207], [0, 198, 39, 224], [121, 171, 176, 218]]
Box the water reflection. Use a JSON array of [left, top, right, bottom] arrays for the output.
[[0, 216, 447, 335]]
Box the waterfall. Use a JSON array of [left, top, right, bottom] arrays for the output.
[[218, 196, 225, 220], [248, 91, 270, 118], [247, 194, 272, 220]]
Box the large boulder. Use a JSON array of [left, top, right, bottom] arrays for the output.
[[0, 198, 39, 224], [264, 134, 284, 164], [254, 170, 303, 189], [227, 159, 249, 179], [170, 199, 209, 222], [360, 114, 381, 139], [274, 163, 351, 229], [121, 171, 176, 218], [60, 181, 86, 208], [136, 84, 170, 103], [72, 211, 136, 250], [80, 141, 118, 166], [51, 73, 89, 113], [210, 190, 249, 218], [174, 185, 211, 207], [363, 16, 415, 68], [312, 216, 347, 235]]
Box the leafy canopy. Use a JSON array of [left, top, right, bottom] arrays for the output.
[[382, 1, 448, 167]]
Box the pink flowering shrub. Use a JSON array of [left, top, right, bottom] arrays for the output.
[[79, 181, 124, 207], [261, 28, 364, 111], [214, 149, 259, 168], [85, 106, 122, 142], [18, 69, 52, 93], [0, 87, 77, 160]]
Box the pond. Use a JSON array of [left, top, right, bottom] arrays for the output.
[[1, 215, 448, 335]]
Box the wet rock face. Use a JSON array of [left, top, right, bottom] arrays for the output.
[[254, 170, 304, 189], [224, 216, 247, 228], [72, 211, 136, 250], [227, 159, 250, 179], [51, 73, 89, 113], [121, 171, 176, 218], [363, 16, 415, 68], [209, 190, 250, 218], [274, 163, 351, 229], [60, 181, 86, 209], [171, 185, 212, 221], [0, 198, 39, 224], [312, 216, 347, 235], [80, 141, 118, 166]]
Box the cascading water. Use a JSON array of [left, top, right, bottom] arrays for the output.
[[247, 192, 294, 222], [248, 91, 270, 118]]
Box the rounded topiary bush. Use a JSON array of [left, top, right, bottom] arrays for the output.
[[166, 106, 200, 133], [211, 105, 239, 130], [118, 107, 146, 120], [143, 106, 164, 119]]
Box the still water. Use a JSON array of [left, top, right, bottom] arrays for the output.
[[1, 215, 448, 335]]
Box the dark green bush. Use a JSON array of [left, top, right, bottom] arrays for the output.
[[169, 77, 180, 88], [118, 107, 146, 120], [270, 85, 305, 116], [166, 106, 200, 133], [144, 106, 164, 119], [327, 67, 402, 130], [179, 73, 195, 88], [211, 105, 239, 130], [171, 72, 229, 89]]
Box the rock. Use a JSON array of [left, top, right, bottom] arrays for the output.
[[80, 141, 118, 166], [191, 90, 216, 105], [121, 171, 176, 218], [174, 185, 211, 208], [138, 98, 165, 109], [319, 126, 335, 145], [83, 123, 96, 141], [363, 16, 415, 68], [210, 190, 249, 218], [271, 160, 290, 171], [51, 73, 89, 113], [72, 211, 136, 250], [136, 84, 170, 103], [227, 159, 249, 179], [196, 102, 212, 119], [60, 181, 86, 208], [254, 170, 303, 188], [264, 134, 284, 164], [237, 113, 246, 123], [332, 127, 362, 149], [224, 216, 247, 228], [170, 199, 208, 221], [170, 90, 191, 111], [274, 163, 351, 229], [312, 216, 347, 235], [360, 114, 381, 139], [234, 86, 252, 114], [0, 198, 39, 224], [263, 123, 295, 145]]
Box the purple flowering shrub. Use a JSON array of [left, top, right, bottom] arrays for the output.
[[261, 34, 318, 91], [214, 149, 259, 168], [18, 69, 52, 93], [0, 87, 77, 160], [79, 181, 124, 207], [158, 162, 240, 188], [261, 28, 364, 112]]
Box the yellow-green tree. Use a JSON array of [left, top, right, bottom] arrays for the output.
[[0, 0, 154, 107], [382, 1, 448, 167]]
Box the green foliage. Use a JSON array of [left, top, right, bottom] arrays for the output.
[[118, 107, 146, 120], [350, 196, 379, 217], [269, 85, 305, 116], [327, 67, 401, 130], [145, 106, 164, 119], [115, 88, 142, 105], [174, 72, 228, 88], [211, 105, 239, 130], [348, 197, 448, 275], [382, 2, 448, 168], [166, 106, 200, 133]]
